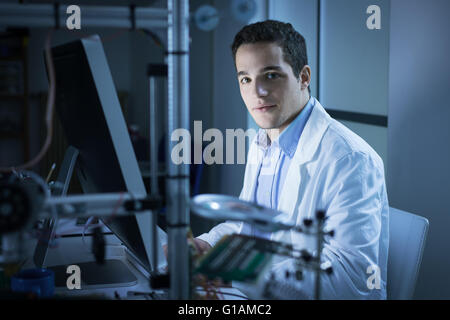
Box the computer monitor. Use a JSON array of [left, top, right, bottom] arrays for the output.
[[44, 34, 167, 275]]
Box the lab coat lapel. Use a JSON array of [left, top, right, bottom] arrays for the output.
[[277, 100, 331, 220], [240, 140, 264, 201]]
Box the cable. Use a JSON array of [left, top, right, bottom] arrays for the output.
[[81, 216, 96, 253], [102, 28, 130, 43], [80, 192, 125, 253], [0, 29, 56, 173], [139, 28, 165, 50]]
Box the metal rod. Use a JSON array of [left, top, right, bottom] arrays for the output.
[[314, 218, 324, 300], [167, 0, 190, 300], [42, 192, 149, 218], [0, 4, 169, 29], [149, 77, 159, 197], [149, 75, 159, 273], [45, 192, 145, 205]]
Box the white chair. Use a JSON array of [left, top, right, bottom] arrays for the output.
[[387, 207, 429, 299]]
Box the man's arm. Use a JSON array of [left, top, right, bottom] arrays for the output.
[[268, 151, 389, 299], [196, 220, 244, 248]]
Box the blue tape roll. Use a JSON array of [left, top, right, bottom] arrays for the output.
[[11, 268, 55, 298]]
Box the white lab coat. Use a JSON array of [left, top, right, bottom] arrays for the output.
[[197, 99, 389, 299]]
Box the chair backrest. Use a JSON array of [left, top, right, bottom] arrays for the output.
[[388, 207, 429, 299]]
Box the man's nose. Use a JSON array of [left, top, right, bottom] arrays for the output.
[[254, 80, 269, 97]]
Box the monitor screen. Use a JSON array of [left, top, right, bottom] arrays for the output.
[[46, 34, 166, 273]]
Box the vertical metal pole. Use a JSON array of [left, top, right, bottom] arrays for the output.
[[167, 0, 190, 299], [317, 0, 322, 101], [149, 77, 159, 197], [149, 76, 159, 272], [314, 218, 324, 300]]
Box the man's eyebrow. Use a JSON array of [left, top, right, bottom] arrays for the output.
[[237, 66, 283, 77], [261, 66, 282, 72]]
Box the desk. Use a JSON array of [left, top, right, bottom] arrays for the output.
[[21, 226, 248, 300], [21, 231, 155, 299]]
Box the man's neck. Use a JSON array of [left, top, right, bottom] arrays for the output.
[[266, 94, 311, 142]]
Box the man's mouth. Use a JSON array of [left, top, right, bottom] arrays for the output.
[[254, 105, 276, 112]]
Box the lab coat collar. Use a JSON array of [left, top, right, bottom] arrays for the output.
[[277, 96, 315, 158], [292, 98, 331, 165], [242, 98, 331, 203], [276, 98, 331, 219]]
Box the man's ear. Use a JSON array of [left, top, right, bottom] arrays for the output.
[[299, 65, 311, 90]]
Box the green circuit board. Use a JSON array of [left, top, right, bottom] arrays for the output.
[[194, 234, 275, 283]]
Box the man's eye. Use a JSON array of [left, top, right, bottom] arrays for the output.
[[266, 72, 279, 80], [240, 77, 251, 84]]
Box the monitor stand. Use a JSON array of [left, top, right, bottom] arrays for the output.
[[34, 146, 139, 290], [47, 260, 138, 289]]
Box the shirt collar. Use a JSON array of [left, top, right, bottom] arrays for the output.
[[256, 96, 316, 158], [256, 128, 270, 150]]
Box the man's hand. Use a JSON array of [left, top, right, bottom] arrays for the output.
[[162, 238, 212, 260], [162, 239, 231, 289], [190, 238, 212, 255]]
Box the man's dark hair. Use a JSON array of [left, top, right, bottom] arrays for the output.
[[231, 20, 310, 93]]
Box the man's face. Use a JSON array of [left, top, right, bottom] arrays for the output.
[[235, 42, 309, 134]]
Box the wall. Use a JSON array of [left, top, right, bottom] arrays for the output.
[[319, 0, 390, 169], [388, 0, 450, 299], [128, 29, 165, 141], [206, 0, 254, 196], [270, 0, 319, 97]]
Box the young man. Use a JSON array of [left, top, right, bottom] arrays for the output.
[[195, 20, 389, 299]]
